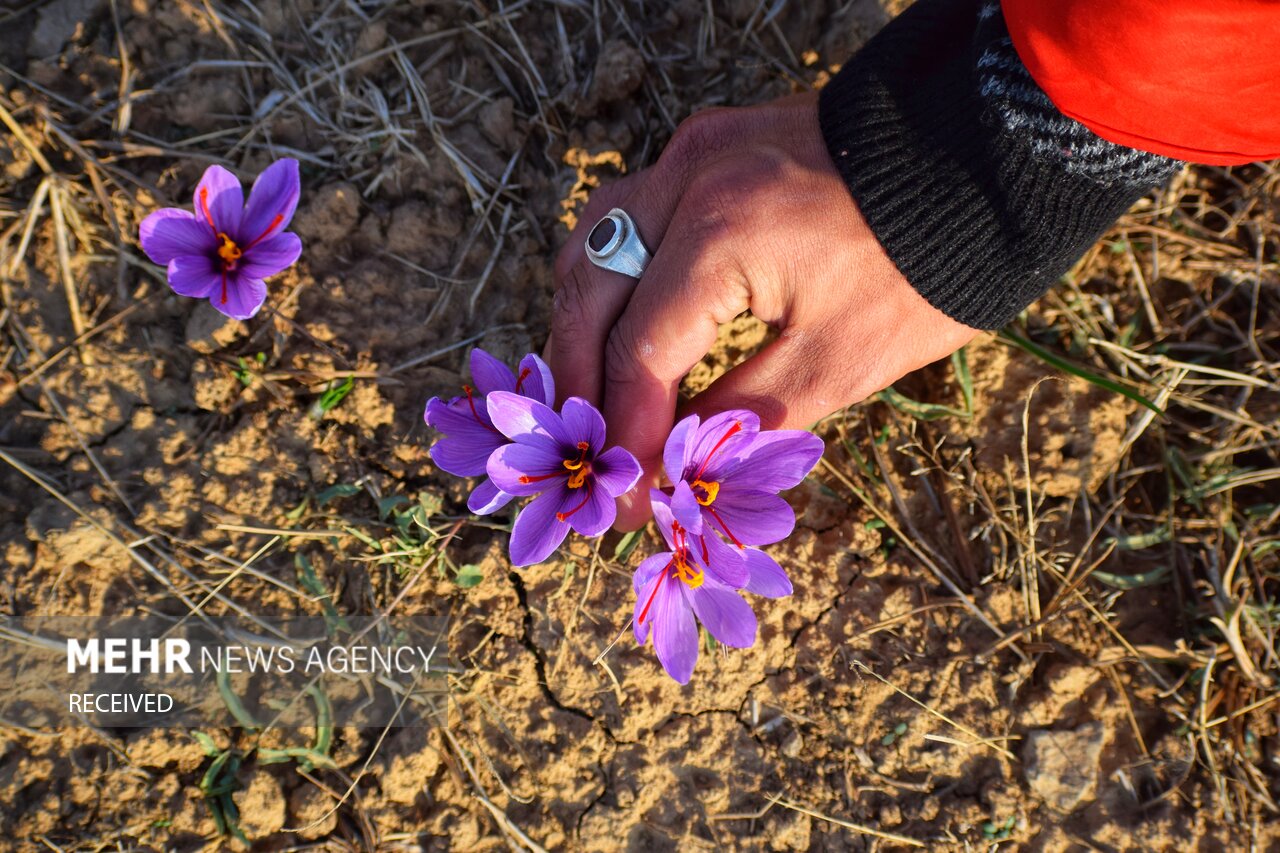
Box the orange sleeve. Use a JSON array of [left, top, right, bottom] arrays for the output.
[[1002, 0, 1280, 165]]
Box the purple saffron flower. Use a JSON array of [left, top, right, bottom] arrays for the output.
[[486, 393, 641, 566], [139, 159, 302, 320], [424, 349, 554, 515], [633, 493, 755, 684], [662, 410, 824, 597]]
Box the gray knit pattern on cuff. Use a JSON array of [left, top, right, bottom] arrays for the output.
[[818, 0, 1181, 330]]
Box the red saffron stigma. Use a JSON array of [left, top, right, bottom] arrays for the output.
[[220, 270, 228, 305], [244, 214, 285, 250], [637, 561, 672, 626], [694, 421, 743, 480], [518, 472, 562, 484], [462, 385, 503, 436], [707, 506, 744, 549], [198, 187, 216, 231], [514, 366, 532, 393], [556, 484, 593, 521], [700, 535, 709, 563]]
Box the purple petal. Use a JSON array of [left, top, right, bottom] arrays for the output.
[[517, 353, 555, 406], [721, 431, 824, 492], [470, 348, 517, 396], [432, 430, 505, 478], [239, 158, 300, 246], [687, 410, 760, 481], [166, 255, 221, 298], [562, 483, 615, 537], [508, 488, 572, 566], [663, 414, 699, 483], [561, 397, 606, 451], [425, 395, 496, 434], [194, 165, 243, 235], [592, 446, 641, 498], [486, 391, 573, 450], [633, 557, 669, 644], [689, 576, 757, 648], [649, 492, 680, 551], [670, 480, 703, 534], [139, 208, 216, 265], [652, 580, 699, 684], [468, 479, 514, 515], [633, 551, 673, 596], [743, 548, 793, 598], [704, 489, 795, 546], [487, 442, 565, 496], [698, 528, 749, 589], [238, 232, 301, 279], [217, 273, 268, 320]]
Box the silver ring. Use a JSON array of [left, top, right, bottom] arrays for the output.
[[585, 208, 651, 279]]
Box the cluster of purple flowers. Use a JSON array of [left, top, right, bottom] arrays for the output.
[[139, 163, 826, 686], [424, 349, 823, 684], [424, 349, 642, 566], [635, 411, 822, 682]]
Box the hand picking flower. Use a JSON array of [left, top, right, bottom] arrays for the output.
[[139, 159, 302, 320], [424, 348, 554, 515], [662, 410, 823, 597], [633, 493, 755, 684], [486, 393, 641, 566]]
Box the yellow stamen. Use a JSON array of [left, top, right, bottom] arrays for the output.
[[216, 232, 243, 266], [563, 441, 591, 488], [691, 478, 720, 506], [672, 554, 703, 589]]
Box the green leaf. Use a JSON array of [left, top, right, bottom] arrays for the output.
[[998, 330, 1164, 415], [455, 564, 484, 588], [1092, 565, 1172, 590], [614, 529, 643, 562], [1107, 528, 1172, 550], [876, 387, 971, 421], [191, 730, 221, 757], [951, 347, 974, 415], [311, 376, 355, 417], [317, 483, 360, 506], [216, 667, 261, 730], [378, 494, 410, 520], [295, 553, 350, 634], [283, 496, 309, 522]]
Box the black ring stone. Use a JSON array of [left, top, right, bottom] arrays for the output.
[[588, 217, 617, 252]]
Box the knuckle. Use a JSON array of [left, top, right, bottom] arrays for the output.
[[551, 263, 601, 342], [662, 109, 733, 174]]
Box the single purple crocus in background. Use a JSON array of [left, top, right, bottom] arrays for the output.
[[139, 159, 302, 320], [486, 393, 641, 566], [633, 494, 755, 684], [663, 410, 824, 597], [424, 349, 554, 515]]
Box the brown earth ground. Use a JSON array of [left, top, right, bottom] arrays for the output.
[[2, 0, 1279, 850]]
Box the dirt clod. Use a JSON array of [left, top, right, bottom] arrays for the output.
[[1022, 722, 1108, 813]]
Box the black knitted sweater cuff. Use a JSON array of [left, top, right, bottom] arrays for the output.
[[818, 0, 1181, 330]]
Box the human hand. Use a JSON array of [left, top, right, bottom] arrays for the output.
[[549, 91, 979, 529]]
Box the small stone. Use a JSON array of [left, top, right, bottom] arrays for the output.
[[1022, 722, 1107, 812], [780, 730, 803, 758], [478, 96, 518, 149], [589, 41, 645, 103], [29, 0, 103, 57], [185, 301, 243, 354]]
